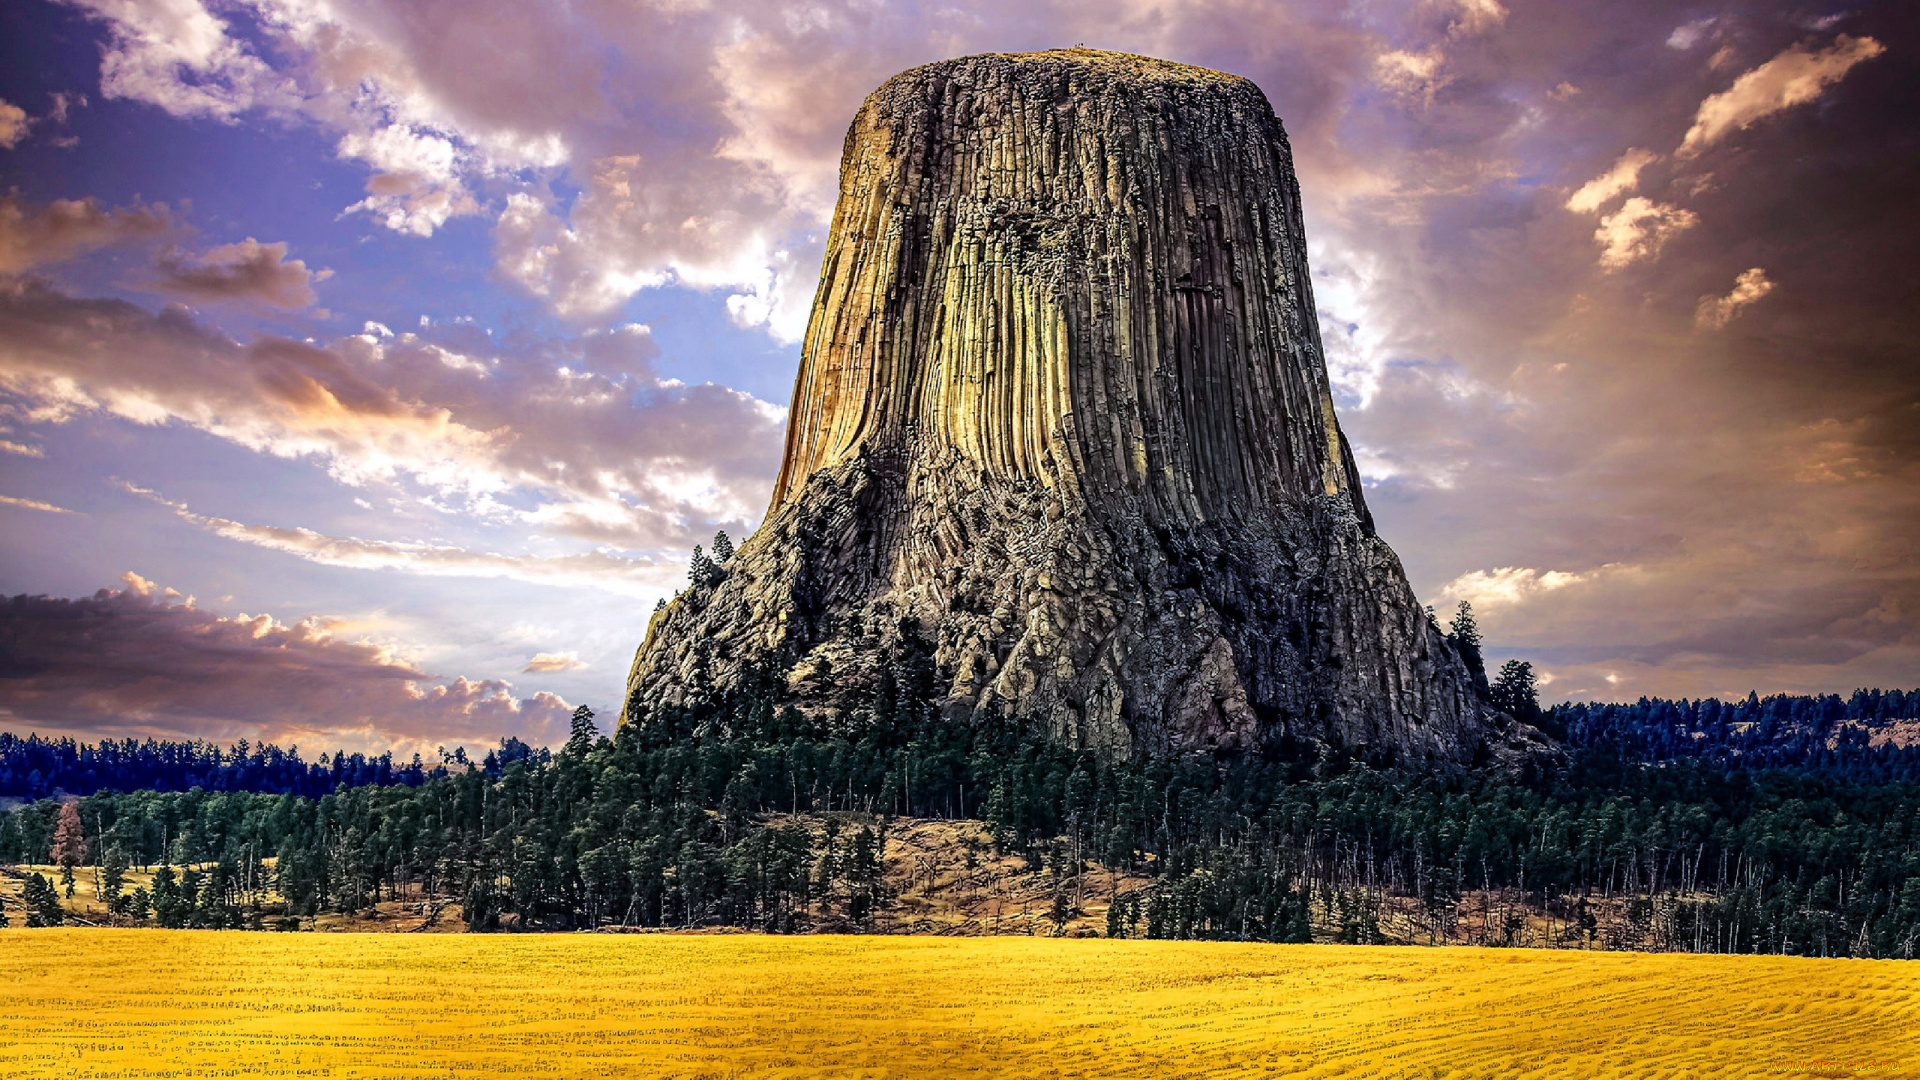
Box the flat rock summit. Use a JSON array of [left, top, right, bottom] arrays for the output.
[[628, 48, 1515, 764]]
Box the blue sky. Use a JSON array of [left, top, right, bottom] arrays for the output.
[[1, 0, 1914, 753]]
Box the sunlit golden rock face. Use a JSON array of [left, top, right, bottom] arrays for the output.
[[629, 49, 1507, 763], [772, 49, 1358, 522]]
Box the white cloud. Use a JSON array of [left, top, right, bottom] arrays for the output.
[[1678, 35, 1886, 158], [337, 126, 479, 237], [1566, 148, 1659, 215], [59, 0, 819, 327], [1311, 243, 1396, 407], [63, 0, 297, 120], [1446, 0, 1508, 36], [1371, 0, 1507, 103], [1374, 47, 1448, 103], [1593, 196, 1698, 270], [1696, 267, 1775, 329], [524, 651, 586, 673], [1434, 565, 1608, 610], [0, 99, 30, 148], [491, 159, 813, 339], [0, 280, 786, 550], [128, 483, 678, 597], [1666, 17, 1718, 51], [0, 494, 75, 514]]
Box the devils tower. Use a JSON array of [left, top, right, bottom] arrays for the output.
[[628, 49, 1501, 764]]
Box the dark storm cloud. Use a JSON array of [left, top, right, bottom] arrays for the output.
[[0, 573, 573, 752]]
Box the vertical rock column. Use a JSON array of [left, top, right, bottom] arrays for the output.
[[628, 48, 1496, 765]]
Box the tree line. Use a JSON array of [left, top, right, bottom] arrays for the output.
[[4, 600, 1917, 954], [4, 655, 1918, 954]]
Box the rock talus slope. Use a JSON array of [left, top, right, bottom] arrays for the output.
[[628, 48, 1505, 763]]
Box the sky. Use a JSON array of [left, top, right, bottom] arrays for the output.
[[0, 0, 1913, 755]]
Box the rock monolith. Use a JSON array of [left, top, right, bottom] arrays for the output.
[[627, 48, 1507, 764]]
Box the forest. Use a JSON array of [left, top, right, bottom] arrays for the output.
[[3, 631, 1918, 956]]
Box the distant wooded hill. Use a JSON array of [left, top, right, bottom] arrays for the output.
[[4, 689, 1915, 800], [0, 732, 545, 800]]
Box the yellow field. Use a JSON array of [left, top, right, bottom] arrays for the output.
[[1, 932, 1914, 1079]]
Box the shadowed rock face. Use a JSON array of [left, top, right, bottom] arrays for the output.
[[628, 48, 1503, 764]]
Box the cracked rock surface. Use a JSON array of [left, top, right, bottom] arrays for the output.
[[627, 48, 1506, 764]]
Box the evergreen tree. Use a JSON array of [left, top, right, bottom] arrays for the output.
[[152, 866, 188, 929], [1489, 660, 1540, 722], [1450, 601, 1488, 694], [566, 705, 598, 757], [22, 872, 63, 927], [712, 530, 734, 564], [688, 545, 721, 587], [101, 844, 129, 908], [125, 886, 152, 924]]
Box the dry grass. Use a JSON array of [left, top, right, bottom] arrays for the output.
[[1, 931, 1915, 1078]]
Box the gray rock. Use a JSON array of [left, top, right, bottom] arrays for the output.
[[627, 48, 1524, 766]]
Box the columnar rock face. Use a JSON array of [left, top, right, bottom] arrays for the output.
[[628, 48, 1501, 764]]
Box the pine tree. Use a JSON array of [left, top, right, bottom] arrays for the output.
[[688, 544, 719, 587], [1490, 659, 1540, 722], [1450, 601, 1489, 694], [152, 865, 187, 929], [22, 872, 63, 927], [101, 844, 129, 908], [712, 530, 734, 563], [566, 705, 598, 757]]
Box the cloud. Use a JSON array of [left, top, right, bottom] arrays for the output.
[[1434, 566, 1611, 610], [1696, 268, 1775, 329], [0, 573, 573, 752], [125, 482, 679, 597], [1374, 48, 1449, 103], [20, 0, 1920, 714], [1445, 0, 1508, 37], [0, 195, 173, 273], [523, 651, 585, 673], [1370, 0, 1508, 103], [61, 0, 297, 121], [1678, 35, 1886, 158], [149, 238, 329, 308], [1593, 196, 1698, 270], [1565, 148, 1659, 215], [0, 278, 785, 549], [492, 159, 812, 338], [337, 126, 481, 237], [0, 99, 29, 149], [41, 0, 1378, 337], [1666, 17, 1718, 51], [0, 495, 75, 514]]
